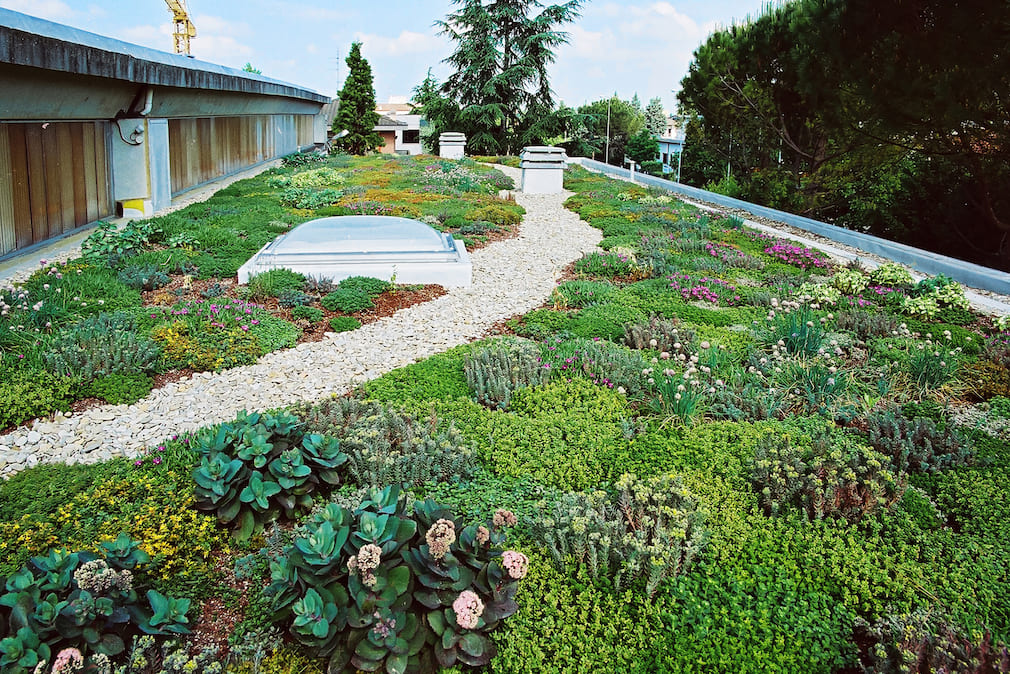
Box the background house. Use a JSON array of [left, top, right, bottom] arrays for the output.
[[375, 98, 424, 155]]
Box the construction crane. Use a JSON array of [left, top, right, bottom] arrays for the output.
[[164, 0, 196, 56]]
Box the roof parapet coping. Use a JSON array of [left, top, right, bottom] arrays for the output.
[[0, 8, 328, 103]]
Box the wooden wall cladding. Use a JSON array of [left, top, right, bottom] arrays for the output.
[[168, 114, 317, 195], [0, 121, 112, 257]]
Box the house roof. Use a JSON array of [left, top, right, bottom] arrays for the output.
[[373, 114, 407, 130]]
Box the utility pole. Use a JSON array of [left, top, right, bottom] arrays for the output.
[[605, 97, 611, 165]]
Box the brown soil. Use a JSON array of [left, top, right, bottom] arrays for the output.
[[187, 551, 256, 659]]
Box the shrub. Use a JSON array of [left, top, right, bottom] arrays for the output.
[[507, 308, 572, 340], [328, 315, 362, 332], [85, 373, 154, 405], [836, 310, 898, 341], [191, 409, 347, 542], [337, 275, 391, 297], [751, 425, 904, 522], [117, 265, 170, 291], [295, 397, 479, 487], [266, 486, 526, 671], [529, 473, 706, 597], [865, 409, 972, 473], [551, 280, 614, 309], [0, 535, 190, 673], [539, 336, 650, 398], [869, 262, 914, 288], [281, 151, 326, 168], [0, 371, 77, 431], [279, 187, 343, 209], [44, 312, 161, 380], [277, 289, 314, 307], [574, 251, 638, 278], [291, 305, 324, 323], [321, 288, 373, 313], [81, 220, 162, 262], [247, 269, 306, 301], [464, 338, 548, 410], [290, 166, 346, 188], [854, 609, 1010, 673], [569, 302, 646, 341]]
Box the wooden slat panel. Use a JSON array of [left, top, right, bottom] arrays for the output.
[[56, 124, 75, 233], [93, 122, 111, 218], [8, 124, 32, 249], [82, 123, 99, 223], [41, 123, 63, 238], [70, 122, 88, 227], [0, 125, 16, 256], [24, 125, 48, 244], [169, 118, 182, 194]]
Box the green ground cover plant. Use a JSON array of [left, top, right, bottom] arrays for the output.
[[0, 155, 520, 431], [3, 162, 1010, 673]]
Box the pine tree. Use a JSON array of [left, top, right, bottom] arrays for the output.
[[332, 42, 383, 155], [437, 0, 584, 155], [645, 97, 666, 136]]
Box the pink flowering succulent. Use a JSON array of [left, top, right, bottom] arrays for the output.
[[492, 509, 517, 528], [452, 590, 485, 629], [501, 550, 529, 580], [426, 519, 456, 559]]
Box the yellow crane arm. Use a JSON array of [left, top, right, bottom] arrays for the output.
[[164, 0, 196, 55]]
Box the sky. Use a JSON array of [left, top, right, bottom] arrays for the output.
[[0, 0, 770, 113]]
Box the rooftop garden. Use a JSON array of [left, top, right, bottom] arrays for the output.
[[2, 161, 1010, 673], [0, 153, 521, 432]]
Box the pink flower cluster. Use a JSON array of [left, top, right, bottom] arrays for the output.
[[666, 274, 740, 305], [452, 590, 485, 629], [762, 242, 829, 269], [501, 550, 529, 580], [151, 298, 265, 332], [493, 509, 517, 527], [426, 519, 456, 559]]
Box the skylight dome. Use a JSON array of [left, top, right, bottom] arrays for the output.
[[237, 215, 472, 287]]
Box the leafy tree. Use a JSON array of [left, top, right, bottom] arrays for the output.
[[332, 42, 383, 155], [576, 96, 645, 165], [411, 69, 461, 154], [627, 129, 660, 165], [436, 0, 584, 155], [645, 97, 666, 137]]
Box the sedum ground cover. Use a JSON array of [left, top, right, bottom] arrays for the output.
[[3, 164, 1010, 673], [0, 154, 521, 431]]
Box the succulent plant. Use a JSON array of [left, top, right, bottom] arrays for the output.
[[266, 487, 525, 673], [0, 535, 189, 674], [192, 409, 348, 542]]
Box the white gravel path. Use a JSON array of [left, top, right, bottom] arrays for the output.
[[0, 169, 602, 477]]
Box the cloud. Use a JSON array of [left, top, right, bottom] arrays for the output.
[[352, 30, 443, 57], [286, 6, 348, 21], [306, 43, 319, 54], [119, 23, 171, 50], [553, 0, 719, 108], [0, 0, 74, 21]]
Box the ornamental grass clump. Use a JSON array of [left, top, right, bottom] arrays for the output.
[[295, 397, 478, 487], [191, 409, 348, 542], [529, 473, 706, 597], [751, 426, 904, 522], [464, 338, 548, 410], [574, 251, 638, 279], [266, 485, 526, 672], [0, 534, 190, 674], [551, 280, 615, 309], [758, 299, 826, 356]]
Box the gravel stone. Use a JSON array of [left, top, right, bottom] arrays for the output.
[[0, 170, 602, 478]]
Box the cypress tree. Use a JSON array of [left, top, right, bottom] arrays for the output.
[[332, 42, 383, 155]]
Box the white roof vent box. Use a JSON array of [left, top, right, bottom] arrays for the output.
[[238, 215, 472, 287]]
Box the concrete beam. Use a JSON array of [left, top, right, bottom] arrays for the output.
[[0, 8, 328, 104]]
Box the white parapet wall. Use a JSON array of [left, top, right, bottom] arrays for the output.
[[520, 146, 566, 194], [439, 132, 466, 159]]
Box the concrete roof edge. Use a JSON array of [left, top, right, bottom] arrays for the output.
[[0, 8, 329, 104]]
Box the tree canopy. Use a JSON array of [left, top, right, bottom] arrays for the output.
[[333, 42, 383, 156], [434, 0, 584, 155], [678, 0, 1010, 269]]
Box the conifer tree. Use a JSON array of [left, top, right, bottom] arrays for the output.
[[645, 97, 666, 137], [332, 42, 383, 155]]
